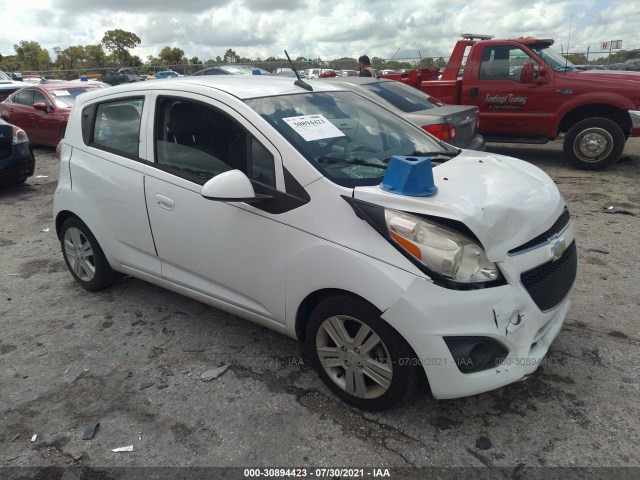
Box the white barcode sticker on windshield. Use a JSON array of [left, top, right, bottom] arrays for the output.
[[283, 115, 345, 141]]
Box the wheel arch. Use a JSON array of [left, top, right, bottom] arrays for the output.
[[55, 210, 78, 240], [294, 289, 420, 366], [558, 103, 631, 136]]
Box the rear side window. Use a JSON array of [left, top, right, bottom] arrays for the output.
[[362, 81, 440, 113], [15, 90, 34, 105], [84, 98, 144, 158]]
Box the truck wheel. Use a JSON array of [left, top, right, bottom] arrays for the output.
[[563, 118, 625, 170]]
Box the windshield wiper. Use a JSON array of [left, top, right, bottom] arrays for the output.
[[317, 156, 387, 169], [384, 150, 461, 162], [406, 149, 461, 157]]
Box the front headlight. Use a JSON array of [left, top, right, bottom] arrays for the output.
[[385, 209, 501, 283]]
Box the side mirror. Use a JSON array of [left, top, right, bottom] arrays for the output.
[[534, 65, 549, 84], [519, 62, 535, 84], [201, 169, 271, 203], [33, 102, 50, 113]]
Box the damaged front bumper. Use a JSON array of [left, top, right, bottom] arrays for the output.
[[382, 275, 572, 399]]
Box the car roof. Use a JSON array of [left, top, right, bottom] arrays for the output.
[[323, 77, 393, 86], [29, 82, 101, 92], [74, 75, 348, 104]]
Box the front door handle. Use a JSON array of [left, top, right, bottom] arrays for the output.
[[155, 194, 175, 211]]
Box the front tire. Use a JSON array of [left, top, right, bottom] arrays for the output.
[[60, 217, 118, 291], [306, 295, 419, 410], [563, 117, 625, 170]]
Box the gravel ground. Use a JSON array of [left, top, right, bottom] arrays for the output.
[[0, 140, 638, 478]]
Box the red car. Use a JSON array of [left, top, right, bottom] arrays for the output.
[[0, 83, 99, 147]]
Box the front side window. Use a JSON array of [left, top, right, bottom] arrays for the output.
[[246, 91, 447, 187], [154, 97, 276, 187], [479, 46, 539, 82], [33, 91, 50, 107], [91, 98, 144, 157]]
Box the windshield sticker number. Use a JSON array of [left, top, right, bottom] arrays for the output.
[[52, 90, 70, 97], [283, 115, 345, 141]]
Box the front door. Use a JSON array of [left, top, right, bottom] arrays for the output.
[[461, 45, 555, 138], [144, 94, 287, 323]]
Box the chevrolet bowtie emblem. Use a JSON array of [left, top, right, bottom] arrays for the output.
[[550, 235, 567, 261]]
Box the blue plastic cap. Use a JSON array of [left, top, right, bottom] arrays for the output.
[[380, 156, 438, 196]]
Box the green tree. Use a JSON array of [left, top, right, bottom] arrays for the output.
[[85, 44, 106, 68], [13, 40, 51, 70], [223, 49, 238, 63], [101, 29, 141, 65], [159, 46, 185, 66], [566, 53, 587, 65]]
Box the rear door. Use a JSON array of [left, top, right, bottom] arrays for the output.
[[72, 94, 161, 277]]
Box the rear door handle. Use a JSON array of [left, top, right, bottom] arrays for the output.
[[155, 194, 175, 211], [469, 87, 479, 99]]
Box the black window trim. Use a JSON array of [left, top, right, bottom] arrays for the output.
[[83, 95, 146, 162]]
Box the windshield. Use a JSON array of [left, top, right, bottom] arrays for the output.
[[245, 91, 449, 187], [50, 86, 96, 108], [362, 80, 444, 113], [532, 46, 577, 72]]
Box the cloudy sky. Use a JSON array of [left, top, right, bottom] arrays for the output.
[[0, 0, 638, 63]]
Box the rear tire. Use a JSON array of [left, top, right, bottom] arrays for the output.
[[60, 217, 118, 291], [563, 117, 625, 170], [306, 295, 419, 410]]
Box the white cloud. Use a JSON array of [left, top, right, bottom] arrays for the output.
[[0, 0, 637, 65]]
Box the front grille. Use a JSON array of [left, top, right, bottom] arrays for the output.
[[509, 208, 571, 255], [0, 145, 10, 159], [521, 241, 577, 311]]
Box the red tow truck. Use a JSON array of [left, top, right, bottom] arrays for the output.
[[380, 34, 640, 170]]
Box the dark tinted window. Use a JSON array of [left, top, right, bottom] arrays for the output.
[[362, 81, 440, 113], [15, 90, 34, 105], [33, 91, 49, 106], [154, 97, 275, 187]]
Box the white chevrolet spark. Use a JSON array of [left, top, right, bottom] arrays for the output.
[[53, 76, 577, 410]]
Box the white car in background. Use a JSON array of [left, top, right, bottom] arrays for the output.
[[0, 69, 27, 101], [53, 76, 577, 410]]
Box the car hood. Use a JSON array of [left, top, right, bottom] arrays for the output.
[[352, 151, 564, 261], [0, 80, 27, 88]]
